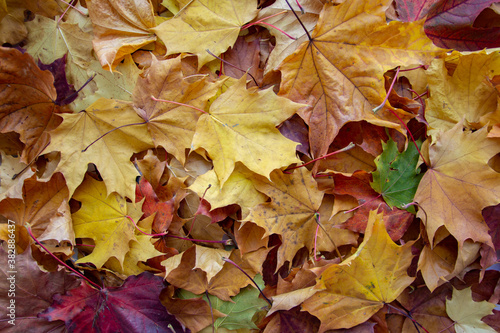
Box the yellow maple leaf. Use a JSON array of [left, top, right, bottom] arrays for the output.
[[278, 0, 445, 160], [152, 0, 259, 68], [72, 175, 143, 269], [189, 164, 267, 219], [302, 210, 415, 332], [446, 287, 497, 333], [192, 76, 303, 186], [86, 0, 157, 71], [43, 98, 154, 200], [426, 52, 500, 138]]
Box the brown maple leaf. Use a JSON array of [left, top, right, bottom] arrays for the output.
[[0, 47, 64, 164]]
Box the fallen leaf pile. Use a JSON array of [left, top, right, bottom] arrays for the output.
[[1, 0, 499, 332]]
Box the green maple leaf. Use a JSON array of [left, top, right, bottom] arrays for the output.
[[370, 138, 423, 210], [178, 275, 268, 330]]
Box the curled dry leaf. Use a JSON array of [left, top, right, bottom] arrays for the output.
[[0, 47, 64, 164]]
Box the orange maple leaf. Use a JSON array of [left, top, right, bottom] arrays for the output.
[[278, 0, 444, 160]]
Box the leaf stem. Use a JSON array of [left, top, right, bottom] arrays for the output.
[[386, 303, 430, 333], [437, 322, 456, 333], [26, 224, 102, 290], [344, 193, 382, 214], [285, 142, 355, 172], [401, 202, 428, 225], [284, 0, 312, 41], [82, 121, 147, 152], [313, 224, 321, 261], [295, 0, 305, 14], [373, 67, 429, 166], [60, 74, 96, 105], [254, 21, 297, 40], [57, 0, 86, 15], [221, 257, 272, 306], [241, 10, 288, 30], [151, 96, 208, 114], [205, 290, 215, 333]]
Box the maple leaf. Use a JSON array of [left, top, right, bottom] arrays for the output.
[[329, 171, 415, 241], [104, 213, 164, 276], [0, 46, 64, 164], [40, 272, 187, 333], [255, 0, 324, 74], [245, 168, 324, 268], [302, 210, 415, 331], [86, 0, 157, 71], [192, 75, 303, 186], [160, 285, 226, 332], [221, 36, 264, 87], [24, 15, 93, 101], [414, 121, 500, 249], [370, 137, 423, 209], [152, 0, 259, 68], [278, 0, 444, 160], [446, 287, 497, 333], [424, 0, 500, 50], [0, 247, 80, 332], [393, 283, 454, 333], [425, 52, 500, 137], [0, 0, 64, 44], [418, 237, 482, 291], [43, 98, 153, 200], [0, 173, 73, 246], [136, 178, 177, 233], [25, 12, 145, 110], [177, 275, 268, 331], [133, 55, 224, 164], [189, 165, 267, 219], [72, 175, 144, 269]]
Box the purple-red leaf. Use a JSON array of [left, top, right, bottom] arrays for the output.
[[395, 0, 438, 21], [39, 272, 187, 333], [0, 247, 80, 332], [38, 54, 78, 106], [424, 0, 500, 50]]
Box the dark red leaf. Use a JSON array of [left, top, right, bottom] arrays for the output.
[[278, 114, 310, 156], [271, 306, 320, 333], [483, 204, 500, 251], [424, 0, 500, 50], [329, 171, 415, 241], [39, 272, 187, 333], [0, 247, 80, 332]]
